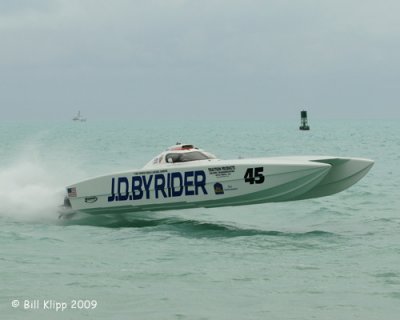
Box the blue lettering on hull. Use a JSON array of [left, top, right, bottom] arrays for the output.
[[108, 170, 208, 202]]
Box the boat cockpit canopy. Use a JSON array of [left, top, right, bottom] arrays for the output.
[[143, 144, 217, 168], [165, 151, 214, 163]]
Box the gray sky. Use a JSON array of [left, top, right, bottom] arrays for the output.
[[1, 0, 399, 120]]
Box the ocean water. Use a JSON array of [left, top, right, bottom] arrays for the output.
[[0, 119, 399, 320]]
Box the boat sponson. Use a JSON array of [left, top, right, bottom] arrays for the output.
[[292, 158, 374, 200]]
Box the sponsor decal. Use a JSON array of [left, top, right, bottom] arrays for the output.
[[208, 166, 235, 178], [107, 170, 208, 202], [85, 196, 98, 203], [213, 183, 224, 195], [225, 184, 238, 192]]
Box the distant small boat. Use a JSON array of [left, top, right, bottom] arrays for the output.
[[72, 111, 87, 122], [72, 111, 86, 122]]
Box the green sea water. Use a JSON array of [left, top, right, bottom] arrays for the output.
[[0, 119, 399, 320]]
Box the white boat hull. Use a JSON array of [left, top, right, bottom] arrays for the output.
[[63, 156, 373, 215]]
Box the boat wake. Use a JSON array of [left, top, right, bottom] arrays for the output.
[[59, 211, 337, 240]]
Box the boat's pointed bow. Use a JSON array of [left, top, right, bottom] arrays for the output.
[[293, 157, 374, 200]]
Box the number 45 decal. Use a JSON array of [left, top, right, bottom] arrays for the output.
[[244, 167, 265, 184]]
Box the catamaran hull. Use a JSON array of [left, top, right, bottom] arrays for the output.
[[62, 157, 373, 215]]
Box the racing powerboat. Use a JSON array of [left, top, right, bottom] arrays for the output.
[[62, 143, 374, 215]]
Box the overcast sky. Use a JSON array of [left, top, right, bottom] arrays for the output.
[[1, 0, 399, 120]]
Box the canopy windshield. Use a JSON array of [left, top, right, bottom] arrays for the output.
[[166, 151, 213, 163]]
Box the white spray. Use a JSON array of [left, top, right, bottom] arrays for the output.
[[0, 144, 86, 221]]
